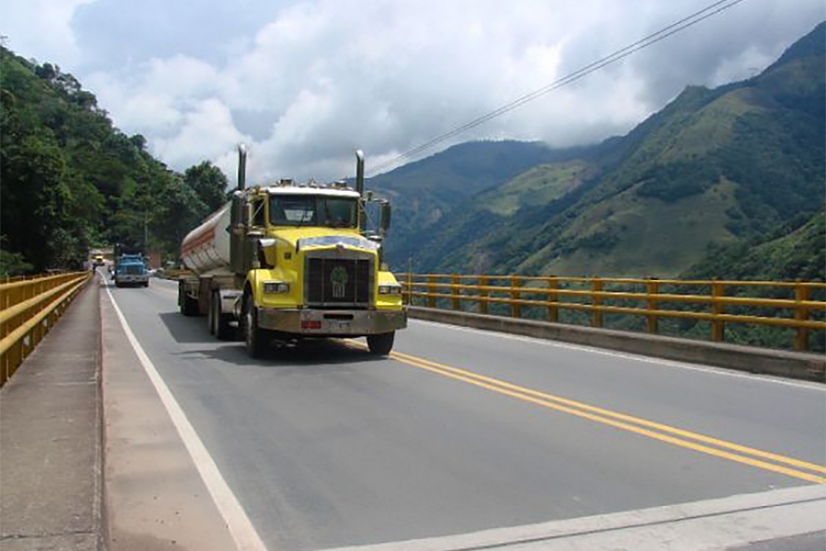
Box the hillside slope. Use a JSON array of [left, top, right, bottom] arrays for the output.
[[0, 47, 227, 273], [370, 140, 605, 264], [378, 22, 825, 279], [683, 209, 826, 282]]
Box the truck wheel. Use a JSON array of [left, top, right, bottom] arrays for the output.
[[367, 332, 395, 356], [242, 293, 268, 358], [179, 283, 198, 316], [211, 292, 234, 341], [143, 281, 149, 288]]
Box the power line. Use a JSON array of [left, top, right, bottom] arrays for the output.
[[367, 0, 748, 177]]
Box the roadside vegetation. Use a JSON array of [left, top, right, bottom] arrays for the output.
[[0, 46, 229, 276]]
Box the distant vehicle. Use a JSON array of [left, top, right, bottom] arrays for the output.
[[92, 254, 105, 267], [113, 253, 150, 288], [177, 146, 406, 357]]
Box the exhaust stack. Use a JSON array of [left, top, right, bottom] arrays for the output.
[[237, 144, 247, 191], [355, 149, 365, 197]]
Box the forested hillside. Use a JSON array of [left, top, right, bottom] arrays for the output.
[[375, 23, 825, 282], [0, 47, 228, 275], [684, 210, 825, 282]]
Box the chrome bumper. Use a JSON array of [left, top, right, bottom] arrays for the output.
[[115, 275, 148, 283], [257, 308, 407, 336]]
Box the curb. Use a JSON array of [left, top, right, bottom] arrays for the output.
[[408, 307, 825, 382]]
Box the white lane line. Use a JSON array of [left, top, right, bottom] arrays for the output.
[[409, 319, 825, 391], [105, 286, 269, 551]]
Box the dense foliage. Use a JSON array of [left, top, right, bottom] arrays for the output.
[[684, 210, 826, 282], [0, 47, 229, 275]]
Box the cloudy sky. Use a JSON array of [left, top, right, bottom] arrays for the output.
[[2, 0, 823, 184]]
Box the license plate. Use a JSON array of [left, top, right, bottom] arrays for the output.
[[329, 320, 351, 332]]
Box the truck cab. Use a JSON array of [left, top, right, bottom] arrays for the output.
[[240, 184, 405, 355], [114, 254, 150, 287]]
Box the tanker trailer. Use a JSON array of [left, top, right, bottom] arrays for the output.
[[177, 146, 407, 358]]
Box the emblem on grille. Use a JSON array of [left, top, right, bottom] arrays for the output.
[[330, 266, 349, 298]]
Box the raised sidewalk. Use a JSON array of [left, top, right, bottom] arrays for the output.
[[0, 279, 103, 551]]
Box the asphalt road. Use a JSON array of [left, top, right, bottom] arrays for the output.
[[103, 275, 826, 551]]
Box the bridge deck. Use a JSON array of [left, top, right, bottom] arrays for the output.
[[1, 274, 823, 550]]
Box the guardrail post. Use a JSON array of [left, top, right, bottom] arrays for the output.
[[793, 282, 810, 351], [451, 274, 460, 311], [399, 272, 408, 305], [427, 275, 437, 309], [547, 277, 559, 323], [404, 272, 411, 306], [479, 275, 489, 315], [592, 278, 603, 328], [646, 279, 659, 334], [711, 281, 725, 342], [510, 276, 521, 318], [1, 347, 7, 385]]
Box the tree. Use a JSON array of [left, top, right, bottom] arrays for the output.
[[184, 161, 229, 213]]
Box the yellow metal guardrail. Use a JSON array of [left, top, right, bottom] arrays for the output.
[[0, 272, 91, 386], [400, 274, 826, 351]]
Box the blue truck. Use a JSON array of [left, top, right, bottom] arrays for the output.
[[113, 253, 150, 288]]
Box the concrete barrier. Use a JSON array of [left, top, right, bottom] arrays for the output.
[[408, 307, 826, 382]]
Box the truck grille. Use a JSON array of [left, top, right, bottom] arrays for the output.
[[306, 257, 372, 307], [124, 266, 143, 275]]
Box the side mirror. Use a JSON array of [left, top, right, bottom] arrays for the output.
[[380, 203, 392, 234]]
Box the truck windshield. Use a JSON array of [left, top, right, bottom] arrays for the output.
[[270, 196, 357, 228]]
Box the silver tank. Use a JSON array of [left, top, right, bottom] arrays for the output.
[[180, 203, 232, 275]]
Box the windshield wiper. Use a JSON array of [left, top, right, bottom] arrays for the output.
[[295, 203, 314, 227]]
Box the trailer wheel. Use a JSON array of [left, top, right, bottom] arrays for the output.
[[242, 292, 268, 358], [211, 291, 234, 341], [367, 331, 395, 356], [179, 282, 198, 316]]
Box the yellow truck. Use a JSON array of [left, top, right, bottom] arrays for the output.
[[177, 147, 406, 357]]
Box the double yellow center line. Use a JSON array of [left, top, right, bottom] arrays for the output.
[[355, 344, 826, 484]]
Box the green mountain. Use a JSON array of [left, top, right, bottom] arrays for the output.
[[684, 209, 826, 282], [376, 22, 825, 280], [369, 140, 596, 264], [0, 47, 228, 274]]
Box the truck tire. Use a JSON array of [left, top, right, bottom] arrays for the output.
[[179, 282, 198, 316], [210, 291, 234, 341], [367, 331, 395, 356], [242, 292, 268, 358]]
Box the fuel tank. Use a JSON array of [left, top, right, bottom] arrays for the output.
[[180, 203, 232, 275]]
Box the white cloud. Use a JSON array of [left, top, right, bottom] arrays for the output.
[[152, 99, 251, 169], [0, 0, 97, 66], [3, 0, 824, 182]]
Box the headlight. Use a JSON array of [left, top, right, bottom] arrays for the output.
[[378, 284, 402, 295], [263, 281, 290, 294]]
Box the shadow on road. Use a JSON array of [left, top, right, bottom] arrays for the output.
[[176, 336, 383, 369], [157, 311, 384, 367], [158, 312, 221, 344]]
